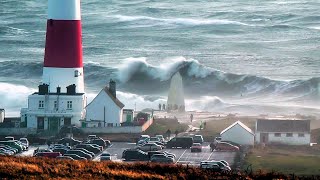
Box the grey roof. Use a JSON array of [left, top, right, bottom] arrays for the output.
[[256, 119, 310, 132], [103, 87, 125, 108]]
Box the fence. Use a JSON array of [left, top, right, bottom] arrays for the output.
[[82, 118, 154, 134]]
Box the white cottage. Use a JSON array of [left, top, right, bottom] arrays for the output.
[[255, 119, 311, 145], [220, 121, 255, 146], [84, 80, 124, 128]]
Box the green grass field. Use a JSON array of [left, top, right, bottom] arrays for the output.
[[244, 145, 320, 175]]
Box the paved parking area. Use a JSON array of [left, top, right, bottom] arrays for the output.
[[18, 142, 236, 167]]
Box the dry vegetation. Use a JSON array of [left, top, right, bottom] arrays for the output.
[[1, 156, 317, 179], [144, 117, 189, 136]]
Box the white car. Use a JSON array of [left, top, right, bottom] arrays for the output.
[[100, 152, 111, 161], [136, 143, 162, 152], [19, 138, 29, 149]]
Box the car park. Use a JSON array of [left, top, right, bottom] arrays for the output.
[[147, 151, 175, 160], [65, 150, 92, 160], [122, 149, 149, 161], [19, 138, 29, 149], [100, 153, 111, 161], [63, 154, 87, 160], [193, 135, 204, 144], [150, 154, 174, 163], [166, 137, 193, 149], [215, 142, 239, 151], [191, 143, 202, 152], [0, 145, 18, 154], [136, 143, 162, 152]]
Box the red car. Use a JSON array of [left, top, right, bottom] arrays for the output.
[[191, 143, 202, 152], [215, 142, 239, 151], [34, 152, 61, 158]]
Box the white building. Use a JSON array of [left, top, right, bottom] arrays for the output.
[[21, 85, 86, 130], [20, 0, 86, 131], [84, 80, 124, 128], [255, 119, 311, 145], [220, 121, 255, 146]]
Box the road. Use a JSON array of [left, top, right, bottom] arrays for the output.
[[18, 142, 236, 167]]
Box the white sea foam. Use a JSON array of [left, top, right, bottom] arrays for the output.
[[109, 15, 249, 26]]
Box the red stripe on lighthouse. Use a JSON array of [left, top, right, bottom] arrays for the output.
[[44, 20, 83, 68]]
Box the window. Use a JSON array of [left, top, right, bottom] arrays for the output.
[[274, 133, 281, 137], [67, 101, 72, 110], [298, 133, 304, 137], [38, 100, 44, 109], [286, 133, 293, 137], [54, 101, 57, 110], [107, 123, 113, 127]]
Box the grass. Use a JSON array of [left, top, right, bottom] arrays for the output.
[[244, 145, 320, 175], [0, 156, 319, 179], [144, 117, 188, 136]]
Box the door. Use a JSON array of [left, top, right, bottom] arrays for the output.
[[64, 118, 71, 126], [260, 133, 269, 143], [49, 117, 60, 131], [37, 117, 44, 130], [126, 114, 132, 122]]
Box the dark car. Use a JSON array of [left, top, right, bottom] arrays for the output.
[[53, 148, 68, 155], [122, 149, 149, 161], [90, 139, 107, 149], [58, 138, 82, 146], [166, 137, 193, 148], [150, 154, 174, 163], [147, 151, 175, 160], [75, 144, 101, 154], [193, 135, 204, 144], [65, 150, 92, 160], [83, 143, 103, 151], [74, 148, 95, 157], [215, 142, 239, 151]]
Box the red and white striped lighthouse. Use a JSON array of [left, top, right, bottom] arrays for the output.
[[42, 0, 84, 93]]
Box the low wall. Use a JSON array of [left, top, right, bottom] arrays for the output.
[[82, 118, 154, 134], [0, 128, 37, 135]]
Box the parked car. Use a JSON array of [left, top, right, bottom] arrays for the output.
[[75, 144, 101, 154], [105, 140, 111, 147], [191, 143, 202, 152], [58, 138, 82, 146], [19, 138, 29, 149], [65, 150, 92, 160], [83, 143, 103, 151], [150, 154, 174, 163], [0, 145, 18, 154], [0, 141, 23, 153], [215, 142, 239, 151], [147, 151, 175, 160], [33, 148, 52, 155], [63, 154, 87, 160], [136, 143, 162, 152], [90, 138, 107, 149], [0, 148, 14, 155], [122, 149, 149, 161], [100, 153, 111, 161], [53, 148, 68, 155], [87, 135, 97, 140], [74, 148, 95, 157], [200, 160, 231, 172], [214, 137, 222, 146], [34, 152, 61, 158], [139, 135, 150, 142], [193, 135, 204, 144], [166, 137, 193, 148], [149, 137, 164, 146], [4, 136, 14, 141], [14, 140, 27, 151], [136, 139, 147, 146], [50, 144, 71, 150], [155, 135, 165, 143]]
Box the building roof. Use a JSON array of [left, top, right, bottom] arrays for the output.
[[220, 121, 254, 135], [103, 86, 125, 108], [256, 119, 310, 133]]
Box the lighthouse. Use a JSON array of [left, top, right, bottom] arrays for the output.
[[43, 0, 84, 93], [20, 0, 86, 130]]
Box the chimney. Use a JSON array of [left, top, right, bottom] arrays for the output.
[[66, 84, 76, 95], [109, 79, 116, 98], [57, 86, 61, 94], [38, 84, 49, 95]]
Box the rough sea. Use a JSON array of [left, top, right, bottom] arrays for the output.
[[0, 0, 319, 116]]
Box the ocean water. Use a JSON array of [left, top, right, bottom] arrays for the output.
[[0, 0, 319, 116]]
